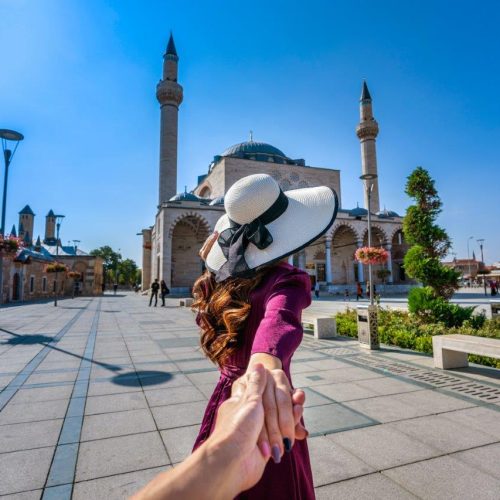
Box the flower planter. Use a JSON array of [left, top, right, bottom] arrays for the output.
[[0, 235, 22, 256], [355, 246, 389, 265], [46, 263, 68, 273], [67, 271, 81, 279]]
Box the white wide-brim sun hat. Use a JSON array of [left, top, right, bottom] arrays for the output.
[[206, 173, 338, 281]]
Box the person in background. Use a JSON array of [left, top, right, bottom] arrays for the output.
[[113, 283, 118, 295], [149, 278, 160, 307], [314, 281, 320, 299], [160, 279, 169, 306], [356, 282, 363, 301]]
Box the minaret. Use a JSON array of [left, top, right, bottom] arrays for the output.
[[44, 209, 56, 244], [18, 205, 35, 245], [356, 81, 380, 213], [156, 33, 183, 206]]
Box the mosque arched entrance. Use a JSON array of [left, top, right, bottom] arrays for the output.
[[391, 230, 408, 284], [331, 225, 358, 284], [170, 215, 211, 290]]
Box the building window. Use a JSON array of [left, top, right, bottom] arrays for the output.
[[42, 277, 47, 292], [30, 276, 35, 293]]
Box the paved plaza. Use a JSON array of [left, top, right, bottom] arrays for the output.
[[1, 293, 500, 499]]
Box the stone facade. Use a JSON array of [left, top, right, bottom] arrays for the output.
[[142, 36, 410, 294]]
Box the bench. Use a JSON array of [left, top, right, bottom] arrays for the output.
[[432, 334, 500, 369], [302, 315, 337, 340], [179, 298, 194, 307]]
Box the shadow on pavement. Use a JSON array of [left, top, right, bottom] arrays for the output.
[[112, 370, 173, 387], [0, 328, 123, 373]]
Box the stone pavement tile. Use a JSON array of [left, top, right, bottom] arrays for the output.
[[174, 359, 216, 371], [342, 394, 428, 423], [0, 398, 69, 425], [195, 382, 218, 399], [0, 419, 63, 453], [86, 380, 143, 397], [0, 489, 42, 499], [75, 432, 169, 481], [290, 362, 319, 374], [355, 377, 424, 396], [152, 401, 207, 430], [394, 389, 475, 414], [388, 414, 496, 454], [383, 455, 500, 500], [0, 446, 54, 495], [301, 387, 333, 407], [73, 466, 169, 500], [293, 367, 382, 387], [165, 351, 206, 361], [308, 435, 374, 487], [186, 371, 220, 385], [161, 425, 201, 463], [452, 443, 500, 480], [85, 392, 148, 415], [8, 385, 73, 404], [144, 385, 205, 407], [81, 409, 157, 441], [26, 370, 77, 385], [303, 403, 375, 436], [315, 472, 418, 500], [440, 406, 500, 440], [301, 358, 354, 371], [312, 381, 378, 402], [328, 424, 440, 469]]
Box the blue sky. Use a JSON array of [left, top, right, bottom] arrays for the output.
[[1, 0, 499, 265]]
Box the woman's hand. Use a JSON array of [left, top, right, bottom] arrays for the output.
[[232, 365, 308, 465], [199, 232, 219, 261]]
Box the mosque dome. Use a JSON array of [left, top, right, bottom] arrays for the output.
[[349, 205, 368, 217], [209, 196, 224, 206], [221, 141, 288, 160], [169, 191, 200, 202], [376, 208, 400, 218]]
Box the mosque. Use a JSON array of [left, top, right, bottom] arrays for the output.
[[141, 35, 410, 294]]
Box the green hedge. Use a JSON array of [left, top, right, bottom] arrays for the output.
[[335, 308, 500, 369]]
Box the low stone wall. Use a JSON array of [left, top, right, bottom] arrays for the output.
[[325, 284, 415, 295]]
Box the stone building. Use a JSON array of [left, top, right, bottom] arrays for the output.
[[141, 35, 410, 294], [1, 205, 103, 303]]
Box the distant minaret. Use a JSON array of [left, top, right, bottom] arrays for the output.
[[356, 81, 380, 213], [44, 209, 56, 244], [156, 33, 183, 206], [18, 205, 35, 245]]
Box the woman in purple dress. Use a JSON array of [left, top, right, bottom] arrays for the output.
[[192, 174, 338, 499]]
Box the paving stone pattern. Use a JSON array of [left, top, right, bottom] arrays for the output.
[[0, 293, 499, 498]]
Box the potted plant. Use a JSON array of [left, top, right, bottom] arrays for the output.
[[67, 271, 81, 279], [0, 235, 23, 256], [46, 262, 68, 273], [354, 246, 389, 265]]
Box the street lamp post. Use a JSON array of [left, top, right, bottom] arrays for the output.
[[0, 129, 24, 304], [357, 173, 379, 350], [54, 215, 65, 306], [477, 239, 487, 296], [467, 236, 474, 287]]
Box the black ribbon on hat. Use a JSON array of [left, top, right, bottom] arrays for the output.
[[215, 189, 289, 282]]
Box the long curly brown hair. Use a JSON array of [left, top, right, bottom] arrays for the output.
[[192, 268, 269, 366]]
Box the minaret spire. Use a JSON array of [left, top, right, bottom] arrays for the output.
[[156, 32, 184, 205], [356, 80, 380, 213]]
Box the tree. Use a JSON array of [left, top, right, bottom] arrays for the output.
[[403, 167, 460, 299], [90, 246, 122, 284], [118, 259, 138, 286]]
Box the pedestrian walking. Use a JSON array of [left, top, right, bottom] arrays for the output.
[[113, 283, 118, 295], [160, 279, 170, 306], [192, 173, 339, 500], [314, 281, 320, 299], [356, 282, 363, 301], [344, 288, 350, 301], [149, 279, 160, 306]]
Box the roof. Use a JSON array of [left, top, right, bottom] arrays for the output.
[[41, 244, 88, 257], [376, 208, 400, 218], [169, 191, 200, 202], [166, 33, 178, 57], [46, 209, 55, 217], [209, 196, 224, 206], [14, 247, 54, 264], [349, 205, 368, 217], [361, 81, 372, 101], [221, 141, 288, 160], [19, 205, 35, 216]]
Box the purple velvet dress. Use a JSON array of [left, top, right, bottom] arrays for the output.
[[193, 262, 315, 499]]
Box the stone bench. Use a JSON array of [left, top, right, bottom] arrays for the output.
[[432, 334, 500, 369], [302, 315, 337, 340], [179, 298, 194, 307]]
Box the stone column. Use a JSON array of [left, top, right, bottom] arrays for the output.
[[386, 243, 393, 284], [357, 240, 364, 283], [298, 250, 306, 270], [325, 238, 332, 284]]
